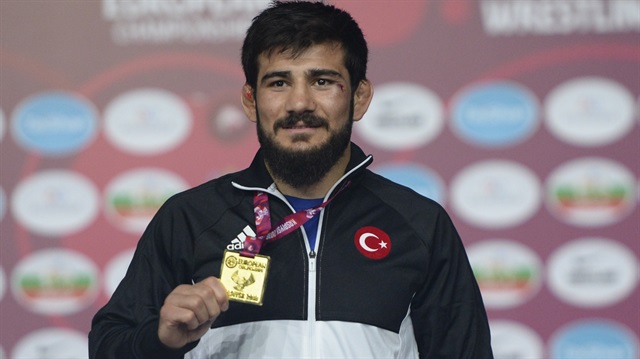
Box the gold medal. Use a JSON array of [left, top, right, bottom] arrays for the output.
[[220, 250, 270, 306]]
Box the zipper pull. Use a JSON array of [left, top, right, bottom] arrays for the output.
[[309, 250, 316, 272]]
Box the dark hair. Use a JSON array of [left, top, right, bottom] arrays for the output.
[[241, 1, 368, 91]]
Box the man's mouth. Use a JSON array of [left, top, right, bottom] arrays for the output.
[[277, 114, 328, 130], [282, 121, 321, 129]]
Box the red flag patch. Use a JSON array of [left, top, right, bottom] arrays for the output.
[[354, 226, 391, 260]]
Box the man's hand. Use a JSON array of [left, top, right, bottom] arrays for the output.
[[158, 276, 229, 349]]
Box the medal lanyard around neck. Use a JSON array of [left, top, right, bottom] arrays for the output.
[[241, 181, 351, 258]]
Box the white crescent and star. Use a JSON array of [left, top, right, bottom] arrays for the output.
[[354, 226, 391, 260], [358, 233, 388, 252]]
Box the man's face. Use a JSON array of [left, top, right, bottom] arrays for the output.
[[251, 43, 355, 152], [242, 43, 371, 188]]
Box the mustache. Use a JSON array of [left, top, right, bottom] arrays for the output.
[[274, 113, 329, 130]]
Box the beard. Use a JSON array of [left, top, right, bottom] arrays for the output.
[[257, 109, 354, 190]]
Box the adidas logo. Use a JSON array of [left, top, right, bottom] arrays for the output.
[[227, 225, 256, 250]]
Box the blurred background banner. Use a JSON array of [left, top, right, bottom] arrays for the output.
[[1, 1, 638, 358]]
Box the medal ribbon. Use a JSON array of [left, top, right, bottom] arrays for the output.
[[241, 181, 350, 258]]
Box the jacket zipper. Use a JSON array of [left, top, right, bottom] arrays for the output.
[[306, 247, 317, 357], [230, 155, 373, 356]]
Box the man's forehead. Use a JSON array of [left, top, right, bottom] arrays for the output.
[[257, 42, 345, 67]]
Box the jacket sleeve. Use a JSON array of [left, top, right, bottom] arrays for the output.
[[88, 201, 199, 359], [410, 207, 493, 359]]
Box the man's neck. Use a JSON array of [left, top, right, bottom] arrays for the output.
[[270, 145, 351, 199]]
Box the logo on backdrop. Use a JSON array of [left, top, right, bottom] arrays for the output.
[[11, 328, 88, 359], [373, 162, 446, 205], [11, 249, 99, 315], [450, 81, 539, 148], [354, 227, 391, 260], [0, 266, 5, 303], [104, 88, 192, 156], [545, 157, 636, 227], [209, 103, 251, 141], [489, 320, 544, 359], [356, 82, 444, 151], [481, 0, 640, 36], [0, 107, 5, 143], [544, 77, 635, 147], [11, 91, 98, 156], [0, 186, 5, 222], [547, 238, 638, 308], [104, 248, 135, 297], [550, 320, 639, 359], [104, 168, 189, 233], [450, 160, 541, 228], [102, 0, 270, 45], [11, 170, 100, 237], [467, 239, 543, 309]]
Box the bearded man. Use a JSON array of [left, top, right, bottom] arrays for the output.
[[89, 2, 493, 358]]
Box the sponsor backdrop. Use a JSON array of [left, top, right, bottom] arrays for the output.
[[1, 0, 638, 357]]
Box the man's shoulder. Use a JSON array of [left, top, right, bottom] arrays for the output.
[[163, 170, 246, 209]]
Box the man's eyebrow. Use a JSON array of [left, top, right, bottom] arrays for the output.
[[308, 69, 343, 79], [260, 71, 291, 84]]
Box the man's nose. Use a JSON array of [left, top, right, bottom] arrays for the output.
[[285, 84, 316, 113]]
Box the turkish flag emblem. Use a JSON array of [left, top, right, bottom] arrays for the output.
[[354, 226, 392, 260]]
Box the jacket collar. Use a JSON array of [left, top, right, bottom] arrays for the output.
[[232, 142, 373, 197]]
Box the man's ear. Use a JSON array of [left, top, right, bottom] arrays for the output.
[[352, 80, 373, 122], [241, 84, 257, 123]]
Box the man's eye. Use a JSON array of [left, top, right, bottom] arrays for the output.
[[316, 79, 331, 86]]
